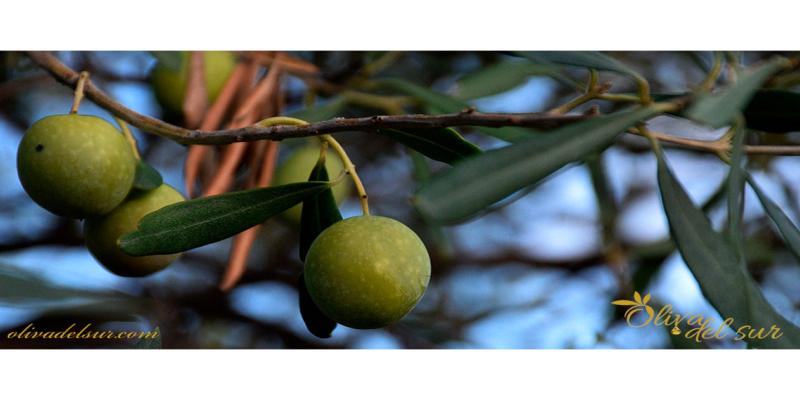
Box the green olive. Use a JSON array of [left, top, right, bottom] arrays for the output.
[[16, 114, 136, 219], [303, 216, 431, 329], [149, 51, 236, 116], [83, 184, 186, 277], [273, 144, 351, 225]]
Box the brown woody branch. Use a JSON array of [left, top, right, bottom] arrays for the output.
[[24, 51, 590, 145]]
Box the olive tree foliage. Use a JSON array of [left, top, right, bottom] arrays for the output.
[[2, 51, 800, 348]]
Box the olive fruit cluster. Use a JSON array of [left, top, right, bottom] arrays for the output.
[[303, 216, 431, 329], [17, 114, 184, 277]]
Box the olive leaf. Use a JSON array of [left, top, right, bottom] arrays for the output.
[[685, 57, 789, 128], [132, 160, 163, 191], [738, 90, 800, 133], [376, 127, 482, 165], [119, 182, 334, 256], [297, 157, 342, 335], [634, 90, 800, 133], [455, 61, 584, 100], [726, 123, 746, 257], [299, 153, 343, 262], [298, 273, 337, 339], [746, 174, 800, 265], [413, 106, 664, 224], [410, 150, 452, 258], [0, 264, 137, 307], [514, 51, 646, 85], [289, 97, 346, 123], [379, 78, 534, 143], [655, 149, 800, 349]]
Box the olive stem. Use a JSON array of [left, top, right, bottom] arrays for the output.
[[318, 134, 370, 216], [252, 117, 370, 216], [114, 117, 142, 160], [699, 51, 724, 91], [70, 71, 89, 114], [550, 70, 599, 114], [637, 124, 662, 154]]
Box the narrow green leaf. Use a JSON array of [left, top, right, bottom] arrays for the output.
[[656, 150, 800, 349], [587, 154, 617, 246], [414, 106, 663, 224], [747, 174, 800, 264], [299, 154, 343, 262], [381, 78, 534, 143], [132, 160, 163, 191], [637, 90, 800, 133], [119, 182, 333, 256], [298, 273, 337, 338], [685, 57, 789, 128], [455, 61, 583, 100], [410, 150, 453, 259], [297, 146, 342, 339], [515, 51, 645, 82], [377, 128, 482, 165], [0, 264, 135, 306], [740, 90, 800, 133], [726, 123, 746, 257], [289, 97, 346, 123], [133, 327, 162, 349], [149, 51, 182, 72]]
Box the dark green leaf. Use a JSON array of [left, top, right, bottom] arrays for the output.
[[377, 128, 482, 165], [0, 264, 135, 307], [747, 174, 800, 265], [299, 154, 343, 262], [298, 273, 337, 338], [515, 51, 645, 82], [587, 154, 617, 245], [685, 57, 789, 128], [410, 150, 453, 259], [381, 78, 533, 143], [740, 90, 800, 133], [119, 182, 334, 256], [414, 106, 664, 224], [289, 97, 346, 123], [455, 61, 583, 100], [149, 51, 182, 72], [637, 90, 800, 133], [133, 327, 162, 349], [726, 124, 746, 257], [132, 160, 163, 191], [656, 150, 800, 349]]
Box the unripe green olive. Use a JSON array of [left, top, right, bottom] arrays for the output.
[[16, 114, 136, 219], [273, 144, 351, 224], [83, 184, 186, 277], [303, 216, 431, 329], [149, 51, 236, 116]]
